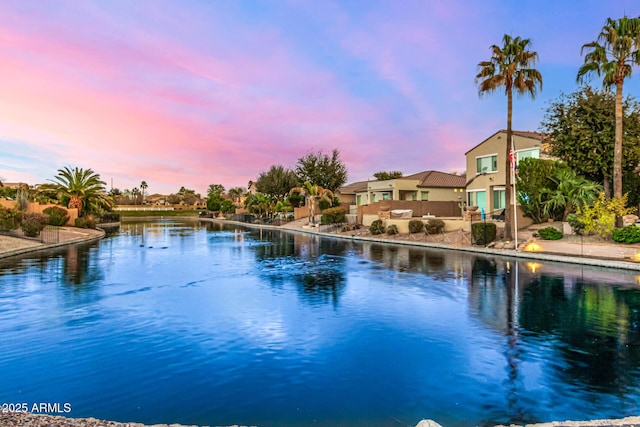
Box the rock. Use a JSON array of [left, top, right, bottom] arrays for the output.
[[494, 242, 504, 249], [486, 242, 496, 248], [623, 214, 639, 227], [503, 241, 516, 250], [415, 420, 444, 427]]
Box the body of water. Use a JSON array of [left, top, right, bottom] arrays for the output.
[[1, 220, 640, 426]]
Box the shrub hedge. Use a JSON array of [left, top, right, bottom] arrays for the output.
[[386, 224, 398, 235], [370, 219, 385, 235], [612, 225, 640, 244], [43, 206, 70, 226], [20, 213, 48, 237], [425, 219, 445, 235], [471, 222, 496, 245], [538, 226, 563, 240], [408, 219, 424, 234], [75, 216, 97, 229], [321, 207, 346, 225]]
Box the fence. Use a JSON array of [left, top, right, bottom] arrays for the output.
[[1, 225, 60, 244]]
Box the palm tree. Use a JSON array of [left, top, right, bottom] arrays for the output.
[[140, 181, 148, 204], [289, 181, 334, 226], [131, 187, 140, 205], [228, 187, 246, 204], [578, 16, 640, 200], [542, 167, 603, 221], [39, 166, 112, 216], [476, 34, 543, 241]]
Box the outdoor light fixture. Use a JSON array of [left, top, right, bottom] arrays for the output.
[[524, 242, 542, 252]]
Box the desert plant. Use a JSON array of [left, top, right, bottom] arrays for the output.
[[43, 206, 70, 226], [612, 225, 640, 243], [408, 219, 424, 233], [386, 224, 398, 235], [75, 215, 97, 229], [0, 206, 20, 230], [566, 213, 585, 235], [471, 222, 497, 245], [538, 226, 563, 240], [578, 193, 634, 238], [425, 219, 445, 235], [20, 213, 48, 237], [321, 207, 346, 225], [369, 219, 385, 235]]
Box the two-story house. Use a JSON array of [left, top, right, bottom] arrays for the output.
[[465, 130, 549, 215]]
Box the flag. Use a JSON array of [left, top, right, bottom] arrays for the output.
[[509, 148, 518, 174]]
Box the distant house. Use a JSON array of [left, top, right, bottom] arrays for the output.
[[338, 171, 466, 206], [465, 130, 551, 215]]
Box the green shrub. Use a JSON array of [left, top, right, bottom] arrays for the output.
[[578, 193, 634, 238], [425, 219, 445, 234], [75, 215, 97, 229], [408, 219, 424, 233], [538, 226, 563, 240], [471, 222, 496, 245], [566, 213, 585, 235], [370, 219, 385, 235], [386, 224, 398, 235], [43, 206, 70, 226], [321, 207, 346, 224], [0, 206, 20, 230], [20, 213, 48, 237], [612, 225, 640, 244]]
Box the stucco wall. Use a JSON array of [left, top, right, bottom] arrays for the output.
[[0, 199, 78, 225]]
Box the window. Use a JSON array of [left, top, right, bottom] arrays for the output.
[[411, 192, 417, 201], [356, 195, 362, 206], [476, 155, 497, 174], [516, 148, 539, 162], [371, 193, 376, 203], [468, 191, 486, 209], [421, 191, 429, 201], [382, 192, 390, 200], [493, 189, 505, 210]]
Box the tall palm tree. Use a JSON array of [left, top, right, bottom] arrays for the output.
[[140, 181, 148, 204], [289, 181, 334, 226], [228, 186, 246, 204], [40, 166, 112, 216], [476, 34, 543, 241], [578, 16, 640, 200]]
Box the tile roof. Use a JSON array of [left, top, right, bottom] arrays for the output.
[[404, 170, 467, 188], [465, 129, 547, 154], [337, 180, 369, 194]]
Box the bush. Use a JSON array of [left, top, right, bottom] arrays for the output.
[[538, 226, 563, 240], [425, 219, 445, 235], [20, 213, 48, 237], [43, 206, 70, 226], [471, 222, 496, 245], [75, 216, 97, 229], [566, 213, 585, 235], [0, 206, 20, 230], [386, 224, 398, 235], [408, 219, 424, 234], [578, 193, 634, 238], [612, 225, 640, 244], [321, 207, 346, 225], [370, 219, 385, 235]]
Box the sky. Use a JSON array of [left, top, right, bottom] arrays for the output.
[[1, 0, 639, 196]]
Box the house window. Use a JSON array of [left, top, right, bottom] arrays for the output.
[[476, 155, 498, 174], [411, 192, 417, 201], [356, 195, 362, 206], [421, 191, 429, 201], [516, 148, 539, 162], [493, 188, 505, 210], [468, 191, 486, 209], [371, 193, 376, 203], [382, 192, 390, 201]]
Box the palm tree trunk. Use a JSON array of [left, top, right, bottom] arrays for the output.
[[614, 81, 623, 199], [68, 196, 83, 215], [504, 90, 513, 242]]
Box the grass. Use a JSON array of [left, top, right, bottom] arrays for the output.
[[118, 209, 202, 217]]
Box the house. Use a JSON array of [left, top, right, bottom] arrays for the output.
[[465, 130, 550, 215], [344, 171, 466, 206]]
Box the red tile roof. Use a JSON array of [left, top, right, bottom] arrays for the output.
[[404, 170, 467, 188]]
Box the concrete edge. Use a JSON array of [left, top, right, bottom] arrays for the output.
[[200, 218, 640, 271], [0, 228, 105, 260]]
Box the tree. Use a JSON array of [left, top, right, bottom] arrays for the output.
[[373, 171, 403, 181], [476, 34, 543, 241], [295, 149, 347, 193], [540, 87, 640, 198], [516, 158, 557, 223], [39, 166, 112, 216], [245, 193, 273, 218], [228, 187, 246, 204], [206, 183, 226, 212], [140, 181, 148, 204], [256, 165, 299, 201], [178, 187, 199, 205], [289, 181, 334, 226], [131, 187, 140, 205], [578, 16, 640, 200]]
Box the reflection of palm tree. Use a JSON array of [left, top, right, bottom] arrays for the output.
[[289, 181, 334, 226]]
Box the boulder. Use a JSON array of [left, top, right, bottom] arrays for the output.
[[623, 214, 639, 227]]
